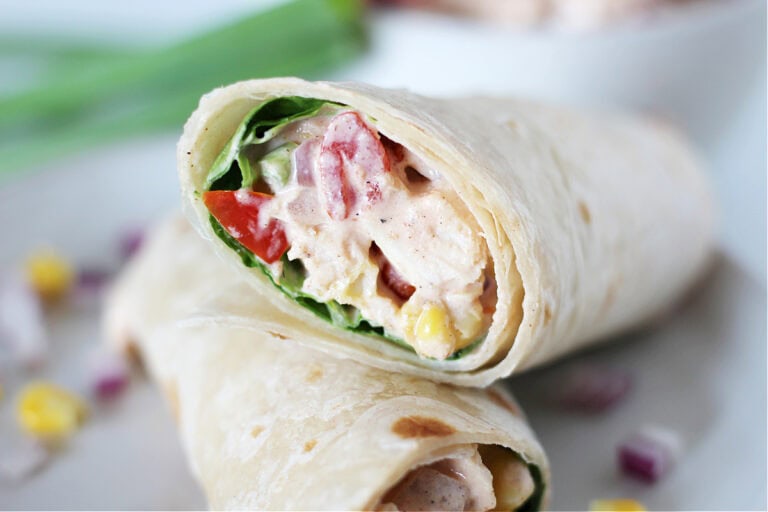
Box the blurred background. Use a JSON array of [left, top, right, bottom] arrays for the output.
[[0, 0, 765, 510]]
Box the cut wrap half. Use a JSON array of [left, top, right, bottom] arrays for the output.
[[104, 216, 550, 511], [179, 78, 715, 386]]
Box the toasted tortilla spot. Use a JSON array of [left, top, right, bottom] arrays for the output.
[[267, 330, 290, 341], [392, 416, 456, 438], [486, 388, 521, 416], [303, 439, 318, 452], [163, 381, 180, 424], [250, 426, 264, 438], [306, 366, 323, 383], [119, 334, 145, 371], [543, 305, 553, 324], [602, 275, 622, 312], [578, 201, 592, 224]]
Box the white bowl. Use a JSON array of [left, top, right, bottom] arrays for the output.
[[339, 0, 766, 145]]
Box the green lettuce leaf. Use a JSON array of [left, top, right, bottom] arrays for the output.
[[206, 96, 329, 190]]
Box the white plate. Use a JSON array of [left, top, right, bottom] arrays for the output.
[[0, 129, 765, 512], [0, 2, 765, 510]]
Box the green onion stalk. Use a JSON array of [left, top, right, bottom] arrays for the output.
[[0, 0, 366, 177]]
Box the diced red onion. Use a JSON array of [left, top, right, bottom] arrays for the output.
[[0, 272, 48, 369], [76, 268, 113, 292], [71, 268, 115, 308], [0, 440, 49, 482], [618, 425, 682, 483], [294, 138, 319, 186], [86, 347, 130, 401], [555, 364, 632, 413], [119, 229, 145, 261]]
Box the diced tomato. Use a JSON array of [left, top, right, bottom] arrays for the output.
[[203, 190, 289, 264], [381, 135, 405, 164], [317, 147, 354, 220], [318, 112, 390, 220], [381, 261, 416, 301], [370, 243, 415, 301]]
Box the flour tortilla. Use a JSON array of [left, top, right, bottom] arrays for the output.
[[178, 78, 715, 387], [104, 216, 549, 510]]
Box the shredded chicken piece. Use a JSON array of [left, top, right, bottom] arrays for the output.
[[377, 445, 536, 512], [378, 446, 497, 511]]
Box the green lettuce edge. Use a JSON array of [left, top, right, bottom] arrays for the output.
[[518, 463, 546, 512]]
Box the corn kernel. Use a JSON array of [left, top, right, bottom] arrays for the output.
[[415, 303, 449, 342], [16, 382, 87, 439], [25, 250, 74, 301], [408, 303, 458, 359], [590, 499, 646, 512]]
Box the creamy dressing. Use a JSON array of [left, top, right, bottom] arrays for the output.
[[256, 108, 494, 359]]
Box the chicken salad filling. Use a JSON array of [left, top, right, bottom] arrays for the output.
[[203, 97, 496, 360], [377, 445, 542, 512]]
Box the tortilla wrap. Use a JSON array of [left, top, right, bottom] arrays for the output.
[[178, 78, 715, 386], [104, 216, 549, 510]]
